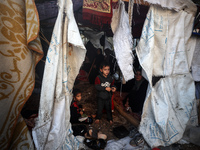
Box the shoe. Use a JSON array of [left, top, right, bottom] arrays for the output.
[[98, 132, 107, 140], [129, 138, 137, 147], [78, 116, 88, 122], [130, 134, 144, 147], [98, 139, 107, 149], [84, 138, 100, 150], [95, 119, 100, 124], [135, 135, 144, 146], [84, 136, 107, 150], [85, 127, 107, 140], [85, 127, 98, 139]]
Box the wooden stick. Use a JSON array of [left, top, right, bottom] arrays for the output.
[[87, 58, 96, 80], [123, 0, 149, 6], [113, 100, 140, 127]]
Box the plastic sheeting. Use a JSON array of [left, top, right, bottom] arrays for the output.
[[32, 0, 86, 149], [136, 4, 197, 148], [104, 36, 114, 50], [143, 0, 196, 15], [191, 36, 200, 81], [105, 136, 144, 150], [83, 30, 104, 49], [111, 0, 134, 81]]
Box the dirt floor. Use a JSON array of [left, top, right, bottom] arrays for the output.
[[74, 80, 133, 141], [23, 80, 200, 150]]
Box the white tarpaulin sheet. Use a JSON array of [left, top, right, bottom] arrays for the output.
[[111, 0, 134, 81], [191, 36, 200, 81], [32, 0, 86, 149], [136, 3, 197, 148], [104, 36, 113, 50], [143, 0, 196, 15]]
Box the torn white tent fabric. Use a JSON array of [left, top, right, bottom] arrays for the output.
[[143, 0, 196, 15], [191, 36, 200, 81], [128, 0, 134, 27], [104, 36, 113, 50], [32, 0, 86, 149], [83, 30, 104, 49], [111, 0, 134, 81], [136, 4, 197, 148]]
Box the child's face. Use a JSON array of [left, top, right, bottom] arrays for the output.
[[125, 100, 129, 107], [100, 66, 110, 77], [74, 93, 81, 102], [135, 71, 142, 81]]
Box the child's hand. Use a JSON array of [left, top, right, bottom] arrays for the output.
[[111, 87, 116, 92], [80, 111, 83, 115], [80, 108, 85, 112], [105, 87, 111, 92]]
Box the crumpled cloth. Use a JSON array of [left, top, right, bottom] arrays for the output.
[[105, 136, 141, 150], [111, 0, 134, 81]]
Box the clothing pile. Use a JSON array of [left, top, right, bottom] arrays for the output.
[[105, 126, 149, 150]]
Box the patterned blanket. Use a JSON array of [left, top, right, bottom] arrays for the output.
[[82, 0, 113, 25], [0, 0, 43, 149]]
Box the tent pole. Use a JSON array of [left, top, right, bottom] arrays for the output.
[[113, 100, 140, 127], [87, 58, 96, 80]]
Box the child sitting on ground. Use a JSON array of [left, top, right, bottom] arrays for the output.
[[70, 88, 93, 124], [95, 61, 116, 125]]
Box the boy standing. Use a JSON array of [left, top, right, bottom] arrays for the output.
[[95, 61, 116, 124]]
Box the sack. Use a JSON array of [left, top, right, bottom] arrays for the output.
[[113, 125, 129, 139], [72, 125, 87, 136]]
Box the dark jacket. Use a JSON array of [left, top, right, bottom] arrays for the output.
[[128, 78, 148, 113], [95, 72, 115, 100], [70, 100, 82, 123]]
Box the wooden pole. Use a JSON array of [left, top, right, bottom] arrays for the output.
[[122, 0, 149, 6], [87, 58, 96, 80], [113, 100, 140, 127]]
